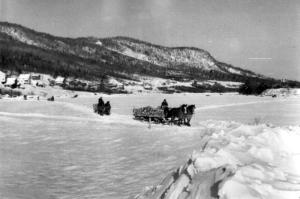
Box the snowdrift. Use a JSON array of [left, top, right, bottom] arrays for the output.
[[1, 95, 299, 199], [262, 88, 300, 97], [136, 121, 300, 199]]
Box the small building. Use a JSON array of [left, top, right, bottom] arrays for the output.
[[5, 77, 17, 87], [143, 83, 153, 90], [31, 74, 41, 81], [55, 76, 65, 85], [0, 71, 6, 83], [31, 74, 42, 86], [18, 74, 31, 85]]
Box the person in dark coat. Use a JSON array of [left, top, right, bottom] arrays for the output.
[[161, 99, 168, 109], [98, 97, 104, 106], [98, 97, 105, 115]]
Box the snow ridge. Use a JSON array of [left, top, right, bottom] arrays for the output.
[[137, 121, 300, 199]]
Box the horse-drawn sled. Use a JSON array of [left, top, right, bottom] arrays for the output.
[[93, 97, 111, 116], [133, 104, 196, 126], [93, 103, 111, 115]]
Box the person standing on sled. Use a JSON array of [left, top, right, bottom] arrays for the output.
[[98, 97, 105, 115], [161, 99, 169, 122], [161, 99, 168, 109]]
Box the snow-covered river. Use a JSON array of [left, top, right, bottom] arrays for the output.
[[0, 93, 299, 199]]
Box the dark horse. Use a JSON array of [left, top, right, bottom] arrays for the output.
[[47, 96, 55, 101], [103, 101, 111, 115], [165, 104, 188, 126], [184, 105, 196, 126]]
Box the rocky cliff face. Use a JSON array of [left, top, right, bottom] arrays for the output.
[[99, 36, 259, 77], [100, 37, 217, 70]]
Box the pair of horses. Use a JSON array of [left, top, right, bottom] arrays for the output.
[[164, 104, 196, 126], [95, 100, 111, 116], [47, 96, 55, 101]]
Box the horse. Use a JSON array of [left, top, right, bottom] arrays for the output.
[[97, 104, 105, 115], [165, 104, 188, 126], [184, 104, 196, 126], [103, 101, 111, 115], [47, 96, 55, 101]]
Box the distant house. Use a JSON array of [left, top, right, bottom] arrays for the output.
[[143, 83, 153, 90], [18, 74, 31, 85], [55, 76, 65, 85], [31, 74, 42, 86], [0, 71, 6, 83], [31, 74, 41, 81], [108, 78, 123, 88], [5, 77, 17, 87]]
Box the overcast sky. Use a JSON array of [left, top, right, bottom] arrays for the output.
[[1, 0, 299, 80]]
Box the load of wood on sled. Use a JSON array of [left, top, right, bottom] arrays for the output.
[[133, 106, 165, 118]]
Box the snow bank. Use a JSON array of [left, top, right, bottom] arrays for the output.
[[262, 88, 300, 97], [227, 67, 242, 75], [122, 76, 193, 93], [96, 40, 102, 46], [121, 76, 243, 94], [136, 121, 300, 199], [206, 80, 243, 88], [108, 77, 123, 86], [123, 48, 149, 62]]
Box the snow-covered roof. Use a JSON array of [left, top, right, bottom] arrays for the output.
[[108, 78, 123, 86], [262, 88, 300, 97], [18, 74, 31, 80], [5, 77, 16, 85], [96, 40, 102, 46], [31, 74, 41, 80], [55, 76, 65, 83]]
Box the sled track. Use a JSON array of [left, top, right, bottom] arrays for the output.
[[0, 111, 101, 122], [0, 99, 289, 124], [0, 111, 144, 126]]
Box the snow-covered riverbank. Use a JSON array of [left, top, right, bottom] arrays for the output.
[[0, 93, 299, 199], [136, 121, 300, 199]]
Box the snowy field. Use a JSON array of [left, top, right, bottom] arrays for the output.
[[0, 93, 300, 199]]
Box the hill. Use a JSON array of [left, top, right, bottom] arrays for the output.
[[0, 21, 298, 93]]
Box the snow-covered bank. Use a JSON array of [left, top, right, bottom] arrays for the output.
[[262, 88, 300, 97], [1, 72, 245, 97], [136, 121, 300, 199]]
